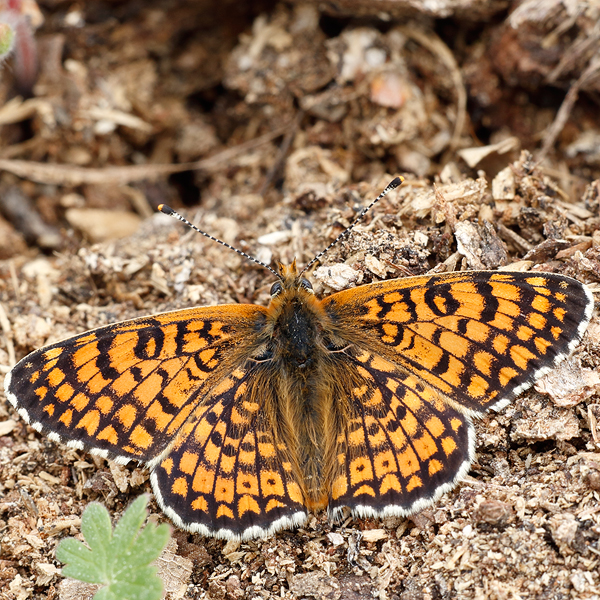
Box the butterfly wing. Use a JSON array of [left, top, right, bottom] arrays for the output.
[[323, 271, 593, 414], [321, 271, 592, 517], [4, 304, 269, 464], [326, 346, 474, 518], [151, 364, 307, 540]]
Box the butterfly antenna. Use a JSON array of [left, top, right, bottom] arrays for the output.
[[300, 176, 404, 276], [158, 204, 281, 280]]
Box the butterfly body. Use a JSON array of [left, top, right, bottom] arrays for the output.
[[243, 260, 344, 513], [4, 252, 594, 539]]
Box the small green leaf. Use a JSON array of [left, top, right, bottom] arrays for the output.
[[81, 503, 113, 552], [80, 502, 112, 577], [57, 494, 170, 600], [0, 23, 15, 58], [93, 588, 117, 600], [57, 537, 105, 584], [110, 495, 148, 554], [126, 522, 171, 568], [109, 577, 164, 600]]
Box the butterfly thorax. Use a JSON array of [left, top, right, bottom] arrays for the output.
[[270, 295, 322, 368], [263, 261, 335, 370]]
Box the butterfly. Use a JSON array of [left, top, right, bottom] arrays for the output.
[[4, 178, 594, 540]]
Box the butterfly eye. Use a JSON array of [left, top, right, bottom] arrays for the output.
[[270, 281, 283, 297], [299, 278, 314, 293]]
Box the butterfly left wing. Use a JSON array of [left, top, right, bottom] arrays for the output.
[[322, 271, 593, 414], [4, 304, 269, 464]]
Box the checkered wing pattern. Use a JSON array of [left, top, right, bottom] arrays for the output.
[[151, 365, 307, 540], [323, 271, 593, 415], [4, 304, 268, 463], [327, 347, 473, 518]]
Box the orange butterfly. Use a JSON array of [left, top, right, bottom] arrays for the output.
[[5, 178, 593, 540]]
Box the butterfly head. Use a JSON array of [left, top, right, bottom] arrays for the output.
[[269, 259, 315, 303]]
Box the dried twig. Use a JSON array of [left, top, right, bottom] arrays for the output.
[[0, 302, 15, 367], [0, 124, 289, 186], [538, 56, 600, 162], [0, 186, 61, 249], [397, 26, 467, 154], [258, 111, 304, 196]]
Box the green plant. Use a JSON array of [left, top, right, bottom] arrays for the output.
[[0, 21, 14, 57], [57, 495, 171, 600], [0, 0, 39, 89]]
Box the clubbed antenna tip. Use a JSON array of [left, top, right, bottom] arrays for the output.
[[157, 203, 281, 279], [300, 176, 405, 275], [158, 204, 175, 216]]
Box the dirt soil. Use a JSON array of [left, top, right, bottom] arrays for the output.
[[0, 1, 600, 599]]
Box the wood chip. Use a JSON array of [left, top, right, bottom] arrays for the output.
[[361, 528, 388, 543]]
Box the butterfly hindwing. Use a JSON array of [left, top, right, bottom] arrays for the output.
[[327, 346, 474, 519], [151, 365, 307, 540], [323, 271, 593, 414], [5, 304, 268, 463]]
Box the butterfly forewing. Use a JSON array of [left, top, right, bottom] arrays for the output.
[[323, 271, 593, 414], [5, 304, 267, 463]]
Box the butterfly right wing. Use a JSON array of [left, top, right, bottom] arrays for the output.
[[151, 362, 308, 540], [320, 270, 592, 518], [4, 304, 270, 464]]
